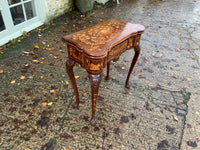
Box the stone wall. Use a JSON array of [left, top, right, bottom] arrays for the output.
[[43, 0, 73, 21]]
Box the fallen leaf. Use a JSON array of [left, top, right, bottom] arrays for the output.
[[34, 45, 39, 49], [152, 53, 155, 56], [65, 81, 69, 85], [32, 60, 39, 63], [160, 54, 163, 57], [173, 115, 178, 121], [20, 76, 26, 80], [29, 51, 35, 55], [59, 50, 64, 53], [40, 61, 43, 64], [180, 48, 183, 50], [41, 57, 45, 60], [105, 104, 109, 108], [66, 148, 70, 150], [54, 56, 58, 59], [138, 73, 142, 76], [187, 78, 191, 81], [196, 112, 200, 116], [34, 126, 38, 130], [42, 103, 47, 106], [25, 148, 31, 150], [0, 70, 3, 74], [11, 80, 16, 84], [40, 76, 44, 79], [112, 77, 116, 80], [75, 76, 79, 79], [121, 67, 125, 70], [31, 67, 35, 71], [173, 75, 177, 78], [197, 138, 200, 142], [48, 102, 53, 106], [188, 49, 191, 51], [82, 92, 86, 96], [50, 90, 55, 93]]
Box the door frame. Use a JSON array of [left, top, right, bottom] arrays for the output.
[[0, 0, 46, 46]]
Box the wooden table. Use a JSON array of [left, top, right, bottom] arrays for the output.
[[62, 19, 145, 125]]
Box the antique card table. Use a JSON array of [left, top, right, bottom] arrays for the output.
[[62, 19, 145, 125]]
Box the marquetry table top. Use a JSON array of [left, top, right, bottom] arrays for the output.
[[62, 19, 145, 57]]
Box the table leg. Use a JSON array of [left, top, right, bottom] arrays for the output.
[[125, 46, 141, 89], [66, 59, 80, 108], [88, 72, 103, 125], [105, 62, 110, 80]]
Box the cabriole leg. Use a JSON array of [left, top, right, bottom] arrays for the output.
[[66, 59, 80, 108], [125, 46, 141, 89], [88, 72, 103, 125]]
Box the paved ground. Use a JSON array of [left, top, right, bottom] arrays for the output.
[[0, 0, 200, 149]]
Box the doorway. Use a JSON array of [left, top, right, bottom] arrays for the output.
[[0, 0, 44, 46]]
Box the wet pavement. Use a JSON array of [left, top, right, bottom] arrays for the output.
[[0, 0, 200, 149]]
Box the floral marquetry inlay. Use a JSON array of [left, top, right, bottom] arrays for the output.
[[62, 19, 145, 57]]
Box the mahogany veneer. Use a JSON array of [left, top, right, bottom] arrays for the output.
[[62, 19, 145, 125]]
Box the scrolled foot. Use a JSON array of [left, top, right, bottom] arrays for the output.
[[125, 83, 130, 89], [105, 76, 109, 80], [72, 102, 79, 109], [90, 118, 97, 126]]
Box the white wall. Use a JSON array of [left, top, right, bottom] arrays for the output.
[[43, 0, 73, 21], [96, 0, 109, 4]]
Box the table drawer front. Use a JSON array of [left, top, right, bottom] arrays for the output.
[[108, 39, 128, 61], [68, 44, 83, 64]]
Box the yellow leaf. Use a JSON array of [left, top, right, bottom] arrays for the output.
[[25, 148, 31, 150], [20, 76, 26, 80], [25, 64, 29, 67], [50, 90, 55, 93], [66, 81, 69, 85], [75, 76, 79, 79], [187, 78, 191, 81], [48, 102, 53, 106], [34, 45, 39, 49], [121, 67, 125, 70], [34, 126, 38, 130], [0, 70, 3, 74], [32, 60, 39, 63], [152, 53, 155, 56], [160, 54, 163, 57], [40, 76, 44, 79], [11, 80, 16, 84], [41, 57, 45, 60]]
